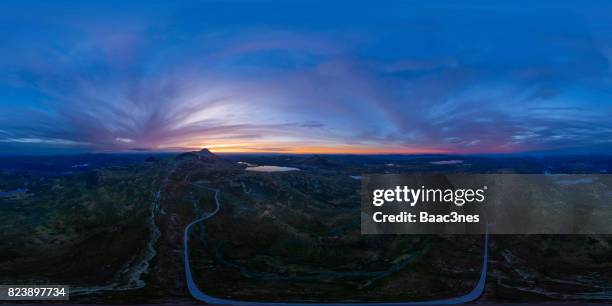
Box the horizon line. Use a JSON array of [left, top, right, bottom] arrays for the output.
[[1, 147, 611, 157]]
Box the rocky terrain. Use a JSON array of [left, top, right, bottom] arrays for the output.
[[0, 150, 610, 304]]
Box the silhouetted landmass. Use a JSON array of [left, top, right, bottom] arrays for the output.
[[0, 151, 610, 303]]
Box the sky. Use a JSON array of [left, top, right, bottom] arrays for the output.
[[1, 1, 611, 154]]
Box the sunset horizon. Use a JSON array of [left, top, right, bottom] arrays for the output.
[[2, 2, 612, 155], [1, 2, 611, 305]]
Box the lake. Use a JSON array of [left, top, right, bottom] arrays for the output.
[[245, 166, 300, 172], [0, 188, 28, 197]]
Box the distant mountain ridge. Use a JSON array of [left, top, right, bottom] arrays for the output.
[[176, 148, 222, 162]]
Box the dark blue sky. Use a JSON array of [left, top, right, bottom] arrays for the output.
[[1, 1, 611, 154]]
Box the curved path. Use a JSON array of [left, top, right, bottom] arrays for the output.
[[183, 187, 489, 305]]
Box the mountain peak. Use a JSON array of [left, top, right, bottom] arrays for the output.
[[175, 148, 219, 161], [198, 148, 215, 156]]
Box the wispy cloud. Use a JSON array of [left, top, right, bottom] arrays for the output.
[[0, 1, 611, 154]]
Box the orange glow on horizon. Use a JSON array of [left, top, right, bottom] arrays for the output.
[[176, 143, 449, 155]]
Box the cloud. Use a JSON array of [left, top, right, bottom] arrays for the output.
[[0, 2, 611, 154]]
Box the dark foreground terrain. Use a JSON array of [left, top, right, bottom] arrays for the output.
[[0, 151, 611, 304]]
